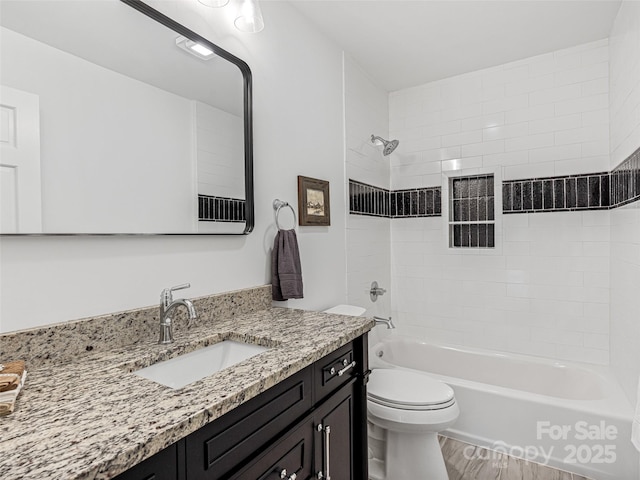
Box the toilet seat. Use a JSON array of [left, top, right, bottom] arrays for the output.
[[368, 369, 455, 411]]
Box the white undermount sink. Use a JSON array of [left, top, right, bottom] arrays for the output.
[[134, 340, 269, 389]]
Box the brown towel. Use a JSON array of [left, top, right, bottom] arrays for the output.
[[0, 403, 14, 416], [0, 361, 25, 393], [0, 374, 20, 392], [0, 368, 26, 416], [1, 361, 25, 375], [272, 229, 303, 301]]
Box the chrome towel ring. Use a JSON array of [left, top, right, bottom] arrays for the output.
[[273, 199, 297, 230]]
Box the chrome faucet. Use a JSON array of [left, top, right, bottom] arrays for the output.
[[159, 284, 197, 344], [373, 316, 396, 329]]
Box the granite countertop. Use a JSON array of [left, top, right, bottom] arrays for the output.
[[0, 307, 374, 480]]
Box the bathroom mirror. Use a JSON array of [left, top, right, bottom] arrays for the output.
[[0, 0, 254, 235]]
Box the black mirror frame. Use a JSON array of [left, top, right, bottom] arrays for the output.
[[1, 0, 254, 237], [122, 0, 254, 235]]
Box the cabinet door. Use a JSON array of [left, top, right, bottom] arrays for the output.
[[113, 443, 178, 480], [314, 381, 356, 480], [186, 366, 312, 480], [229, 419, 314, 480]]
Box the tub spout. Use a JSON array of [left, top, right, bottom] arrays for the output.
[[374, 316, 395, 329]]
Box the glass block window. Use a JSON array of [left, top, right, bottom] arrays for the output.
[[449, 175, 495, 248]]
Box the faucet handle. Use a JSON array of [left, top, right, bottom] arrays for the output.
[[161, 284, 191, 307], [169, 283, 191, 293]]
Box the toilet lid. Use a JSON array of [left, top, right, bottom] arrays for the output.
[[368, 369, 455, 409]]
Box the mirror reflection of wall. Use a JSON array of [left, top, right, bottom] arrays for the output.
[[195, 101, 246, 234], [0, 0, 248, 234]]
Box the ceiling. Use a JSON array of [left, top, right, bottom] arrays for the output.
[[289, 0, 622, 92]]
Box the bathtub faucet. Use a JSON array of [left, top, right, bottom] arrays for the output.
[[374, 316, 396, 329]]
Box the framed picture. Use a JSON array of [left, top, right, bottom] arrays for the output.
[[297, 176, 331, 226]]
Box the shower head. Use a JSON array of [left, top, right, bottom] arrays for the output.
[[371, 135, 399, 156]]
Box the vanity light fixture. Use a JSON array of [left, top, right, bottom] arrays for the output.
[[195, 0, 265, 34], [234, 0, 265, 33], [175, 36, 215, 60]]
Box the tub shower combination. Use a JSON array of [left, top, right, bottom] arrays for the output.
[[370, 334, 638, 480]]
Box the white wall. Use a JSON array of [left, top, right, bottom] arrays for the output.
[[344, 56, 391, 318], [0, 27, 195, 233], [389, 40, 611, 364], [0, 1, 348, 332], [609, 0, 640, 405]]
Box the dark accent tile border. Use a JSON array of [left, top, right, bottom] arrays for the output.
[[349, 180, 441, 218], [351, 145, 639, 220], [503, 172, 611, 214], [349, 180, 389, 217], [611, 145, 640, 208], [392, 186, 441, 217], [198, 194, 246, 223]]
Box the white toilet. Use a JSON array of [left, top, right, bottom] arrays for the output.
[[322, 305, 460, 480], [367, 368, 459, 480]]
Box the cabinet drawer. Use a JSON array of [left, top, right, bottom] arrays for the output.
[[313, 341, 357, 403], [113, 443, 178, 480], [186, 366, 312, 480], [229, 420, 313, 480]]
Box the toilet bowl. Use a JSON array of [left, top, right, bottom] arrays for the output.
[[367, 368, 460, 480]]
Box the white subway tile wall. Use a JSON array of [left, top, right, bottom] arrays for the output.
[[390, 39, 610, 191], [389, 39, 613, 365], [345, 56, 392, 319], [609, 1, 640, 405], [195, 102, 244, 200], [391, 211, 611, 365]]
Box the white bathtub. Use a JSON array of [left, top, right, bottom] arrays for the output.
[[371, 334, 639, 480]]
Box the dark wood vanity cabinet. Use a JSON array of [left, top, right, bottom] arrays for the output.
[[228, 413, 315, 480], [114, 334, 369, 480], [111, 443, 180, 480], [230, 380, 357, 480], [186, 365, 313, 480]]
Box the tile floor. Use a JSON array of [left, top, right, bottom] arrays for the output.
[[439, 436, 593, 480]]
